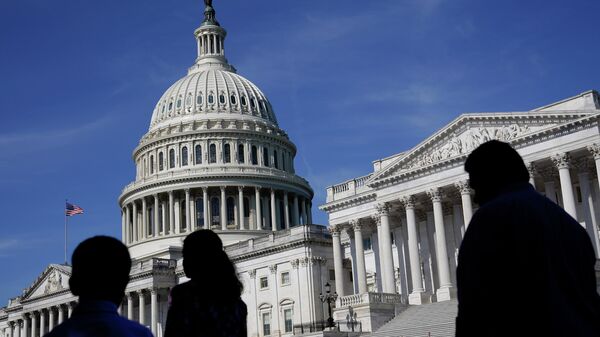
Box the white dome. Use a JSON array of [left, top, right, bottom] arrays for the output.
[[149, 68, 278, 132]]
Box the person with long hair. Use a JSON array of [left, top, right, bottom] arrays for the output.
[[164, 229, 247, 337]]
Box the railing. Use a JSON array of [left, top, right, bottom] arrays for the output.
[[132, 258, 177, 273], [337, 292, 404, 308], [326, 174, 373, 202]]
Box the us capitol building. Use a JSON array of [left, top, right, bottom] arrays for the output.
[[2, 2, 600, 337]]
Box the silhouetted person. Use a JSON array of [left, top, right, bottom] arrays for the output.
[[456, 140, 600, 336], [164, 230, 247, 337], [47, 236, 152, 337]]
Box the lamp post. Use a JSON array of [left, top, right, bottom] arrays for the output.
[[319, 282, 338, 329]]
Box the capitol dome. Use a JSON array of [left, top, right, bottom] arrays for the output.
[[119, 2, 314, 259]]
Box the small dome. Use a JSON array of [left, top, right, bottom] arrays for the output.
[[149, 68, 278, 131]]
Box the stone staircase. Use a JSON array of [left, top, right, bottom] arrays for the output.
[[365, 300, 458, 337]]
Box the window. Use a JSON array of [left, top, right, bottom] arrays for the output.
[[230, 95, 237, 105], [186, 96, 192, 106], [244, 197, 250, 217], [197, 95, 203, 105], [227, 197, 235, 225], [208, 95, 214, 104], [263, 148, 269, 167], [196, 198, 204, 227], [241, 96, 247, 106], [219, 94, 225, 104], [181, 146, 188, 166], [159, 152, 164, 171], [273, 150, 278, 169], [209, 144, 217, 163], [168, 102, 173, 111], [180, 200, 187, 230], [281, 272, 290, 285], [329, 269, 335, 281], [364, 237, 372, 251], [149, 155, 154, 174], [282, 152, 286, 171], [176, 99, 182, 108], [349, 271, 353, 282], [143, 158, 147, 177], [251, 146, 258, 165], [284, 309, 293, 333], [211, 197, 220, 226], [195, 145, 202, 164], [262, 313, 271, 336], [250, 98, 256, 109], [260, 276, 269, 289], [169, 149, 175, 169], [224, 144, 231, 163], [238, 144, 245, 163]]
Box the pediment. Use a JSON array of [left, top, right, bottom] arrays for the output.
[[22, 264, 71, 300], [368, 111, 598, 186]]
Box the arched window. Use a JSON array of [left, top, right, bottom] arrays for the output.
[[181, 146, 188, 166], [273, 150, 278, 169], [211, 197, 220, 226], [208, 95, 214, 104], [143, 158, 147, 177], [263, 148, 269, 167], [159, 152, 164, 171], [250, 98, 256, 109], [209, 144, 217, 163], [168, 102, 173, 111], [197, 95, 203, 105], [241, 96, 247, 106], [180, 200, 186, 231], [238, 144, 245, 164], [226, 197, 235, 225], [279, 200, 285, 230], [219, 94, 225, 104], [230, 95, 237, 105], [251, 146, 258, 165], [224, 144, 231, 163], [282, 152, 286, 171], [195, 145, 202, 164], [176, 99, 182, 108], [196, 198, 204, 227], [148, 205, 154, 235], [169, 149, 175, 168], [150, 155, 154, 174]]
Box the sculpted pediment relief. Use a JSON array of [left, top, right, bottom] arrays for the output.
[[368, 112, 596, 185], [22, 264, 71, 300]]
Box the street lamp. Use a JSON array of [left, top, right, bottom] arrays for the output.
[[319, 282, 338, 329]]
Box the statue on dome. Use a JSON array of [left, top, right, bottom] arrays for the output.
[[204, 0, 212, 7]]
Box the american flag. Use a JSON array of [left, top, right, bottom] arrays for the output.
[[65, 202, 84, 217]]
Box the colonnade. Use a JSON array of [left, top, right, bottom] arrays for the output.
[[121, 288, 162, 336], [122, 186, 312, 244], [330, 147, 600, 305], [4, 302, 75, 337]]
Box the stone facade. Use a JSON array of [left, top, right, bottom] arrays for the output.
[[320, 90, 600, 332]]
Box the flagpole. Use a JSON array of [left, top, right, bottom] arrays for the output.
[[65, 199, 68, 265]]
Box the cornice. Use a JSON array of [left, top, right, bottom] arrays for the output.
[[319, 192, 377, 213], [228, 237, 332, 263]]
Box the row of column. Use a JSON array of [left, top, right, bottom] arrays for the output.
[[331, 147, 600, 305], [122, 187, 312, 243], [122, 288, 160, 336], [5, 303, 74, 337]]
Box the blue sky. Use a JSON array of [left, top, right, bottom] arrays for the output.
[[1, 0, 599, 304]]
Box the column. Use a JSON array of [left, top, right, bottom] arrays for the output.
[[154, 194, 160, 237], [330, 225, 345, 297], [203, 187, 209, 229], [283, 192, 290, 229], [161, 201, 167, 235], [191, 194, 197, 231], [270, 189, 277, 231], [39, 310, 46, 336], [15, 321, 20, 337], [31, 313, 37, 337], [58, 305, 64, 324], [576, 163, 600, 255], [138, 290, 146, 325], [132, 202, 138, 242], [455, 181, 473, 229], [174, 197, 181, 234], [22, 316, 28, 337], [67, 303, 73, 318], [142, 198, 147, 239], [427, 188, 454, 301], [185, 189, 191, 232], [307, 201, 313, 225], [168, 191, 174, 235], [48, 308, 54, 331], [376, 203, 396, 293], [351, 220, 368, 293], [300, 198, 307, 225], [401, 196, 427, 304], [293, 195, 299, 226], [238, 187, 246, 230], [121, 209, 126, 244], [221, 186, 227, 230], [541, 167, 558, 203], [255, 187, 262, 229], [125, 205, 131, 244], [127, 293, 134, 320], [552, 153, 577, 218], [151, 288, 158, 336], [8, 322, 13, 337]]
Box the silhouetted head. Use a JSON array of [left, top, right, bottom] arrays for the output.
[[182, 230, 242, 299], [464, 140, 529, 205], [69, 236, 131, 305]]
